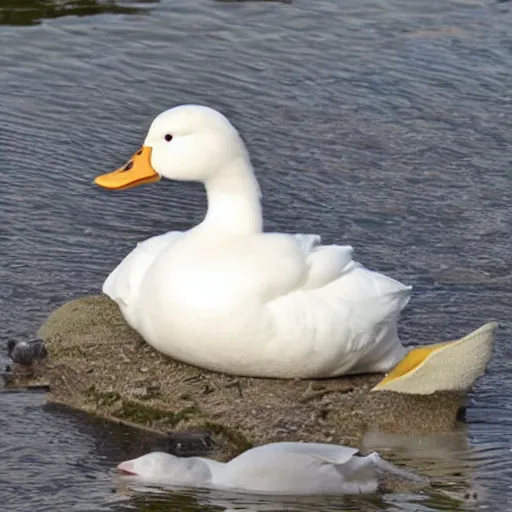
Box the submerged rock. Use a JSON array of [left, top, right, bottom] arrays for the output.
[[31, 295, 471, 460]]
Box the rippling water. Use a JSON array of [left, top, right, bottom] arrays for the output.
[[0, 0, 511, 510]]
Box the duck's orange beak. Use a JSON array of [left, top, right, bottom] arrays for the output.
[[94, 145, 160, 190]]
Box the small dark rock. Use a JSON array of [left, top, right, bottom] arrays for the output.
[[7, 338, 48, 366], [156, 431, 216, 457], [456, 406, 467, 423]]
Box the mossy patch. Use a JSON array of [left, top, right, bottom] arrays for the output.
[[118, 401, 199, 426], [85, 387, 122, 407], [202, 420, 254, 453]]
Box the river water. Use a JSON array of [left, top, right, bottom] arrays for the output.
[[0, 0, 511, 510]]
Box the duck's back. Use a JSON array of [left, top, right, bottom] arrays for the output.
[[212, 442, 378, 495]]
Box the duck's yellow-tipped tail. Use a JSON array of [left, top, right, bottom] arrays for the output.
[[372, 322, 498, 395]]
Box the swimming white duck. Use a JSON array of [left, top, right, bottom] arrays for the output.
[[116, 441, 424, 495], [94, 105, 496, 391]]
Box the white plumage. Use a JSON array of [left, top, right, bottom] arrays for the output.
[[97, 105, 412, 378], [117, 442, 422, 495]]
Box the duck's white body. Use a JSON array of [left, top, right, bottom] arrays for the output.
[[97, 105, 411, 378], [117, 442, 422, 495], [105, 230, 410, 378]]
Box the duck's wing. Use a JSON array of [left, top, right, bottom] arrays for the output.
[[242, 442, 359, 464], [103, 231, 183, 307], [217, 443, 378, 495], [293, 234, 354, 290], [257, 445, 422, 495], [257, 233, 411, 376]]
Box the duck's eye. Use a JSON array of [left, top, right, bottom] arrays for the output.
[[164, 134, 173, 142]]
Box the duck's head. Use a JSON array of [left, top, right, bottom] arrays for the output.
[[95, 105, 247, 190], [116, 451, 211, 486]]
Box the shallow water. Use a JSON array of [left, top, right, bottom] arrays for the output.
[[0, 0, 511, 509]]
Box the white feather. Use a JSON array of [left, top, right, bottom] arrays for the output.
[[101, 105, 411, 378]]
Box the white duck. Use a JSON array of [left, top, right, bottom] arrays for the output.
[[116, 441, 424, 495], [94, 105, 496, 391]]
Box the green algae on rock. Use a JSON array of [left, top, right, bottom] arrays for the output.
[[29, 295, 473, 459], [0, 0, 156, 27]]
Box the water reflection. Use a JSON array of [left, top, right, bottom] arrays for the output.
[[0, 0, 158, 26], [109, 429, 495, 512], [112, 478, 474, 512], [0, 384, 508, 511], [113, 482, 411, 512], [361, 429, 501, 509]]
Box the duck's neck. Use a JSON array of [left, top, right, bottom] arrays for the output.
[[202, 155, 263, 235]]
